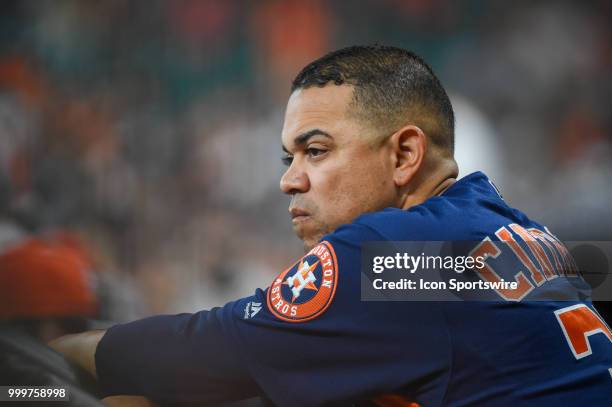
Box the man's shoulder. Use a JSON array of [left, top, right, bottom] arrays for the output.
[[325, 204, 474, 249], [325, 171, 547, 245], [345, 172, 506, 241]]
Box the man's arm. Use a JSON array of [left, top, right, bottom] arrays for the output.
[[48, 330, 106, 379], [49, 313, 261, 404], [101, 396, 157, 407], [50, 331, 159, 407]]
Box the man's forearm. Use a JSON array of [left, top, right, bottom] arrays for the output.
[[49, 330, 106, 378]]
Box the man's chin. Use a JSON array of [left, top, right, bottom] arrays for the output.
[[293, 221, 329, 252], [296, 231, 325, 253]]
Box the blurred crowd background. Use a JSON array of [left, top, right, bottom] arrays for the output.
[[0, 0, 611, 323]]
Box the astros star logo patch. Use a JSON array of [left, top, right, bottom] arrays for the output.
[[267, 241, 338, 322]]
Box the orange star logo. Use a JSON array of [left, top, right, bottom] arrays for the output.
[[283, 259, 319, 302]]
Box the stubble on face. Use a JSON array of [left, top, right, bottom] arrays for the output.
[[289, 195, 328, 250], [281, 85, 397, 252], [291, 143, 396, 251]]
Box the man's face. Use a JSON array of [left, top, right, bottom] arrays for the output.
[[280, 84, 398, 250]]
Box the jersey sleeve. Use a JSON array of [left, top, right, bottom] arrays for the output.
[[95, 310, 261, 405], [95, 222, 452, 406]]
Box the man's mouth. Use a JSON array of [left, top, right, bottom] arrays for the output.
[[289, 207, 311, 223]]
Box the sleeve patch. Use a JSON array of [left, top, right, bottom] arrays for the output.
[[266, 241, 338, 322]]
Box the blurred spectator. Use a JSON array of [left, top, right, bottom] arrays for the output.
[[0, 234, 98, 342], [0, 233, 105, 405]]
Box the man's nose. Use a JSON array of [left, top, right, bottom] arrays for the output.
[[280, 162, 310, 195]]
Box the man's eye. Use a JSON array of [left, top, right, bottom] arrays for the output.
[[306, 147, 326, 158], [281, 155, 293, 166]]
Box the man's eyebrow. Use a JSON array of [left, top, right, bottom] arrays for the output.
[[282, 129, 332, 153]]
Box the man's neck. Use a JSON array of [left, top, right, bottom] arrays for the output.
[[432, 177, 456, 197], [400, 160, 458, 210]]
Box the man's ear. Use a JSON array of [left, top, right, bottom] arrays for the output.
[[389, 125, 426, 187]]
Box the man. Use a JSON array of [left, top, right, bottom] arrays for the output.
[[51, 46, 612, 406], [0, 236, 98, 342], [0, 236, 104, 406]]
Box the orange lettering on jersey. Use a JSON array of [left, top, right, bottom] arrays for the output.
[[509, 224, 556, 279], [373, 394, 420, 407], [496, 226, 546, 286], [470, 236, 534, 301], [555, 304, 612, 359], [528, 228, 564, 276]]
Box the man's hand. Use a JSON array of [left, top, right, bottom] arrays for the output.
[[48, 330, 106, 378], [102, 396, 158, 407]]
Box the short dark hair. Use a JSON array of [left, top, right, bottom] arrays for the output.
[[292, 45, 454, 152]]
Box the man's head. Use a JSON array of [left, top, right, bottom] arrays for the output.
[[0, 237, 97, 342], [280, 45, 458, 250]]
